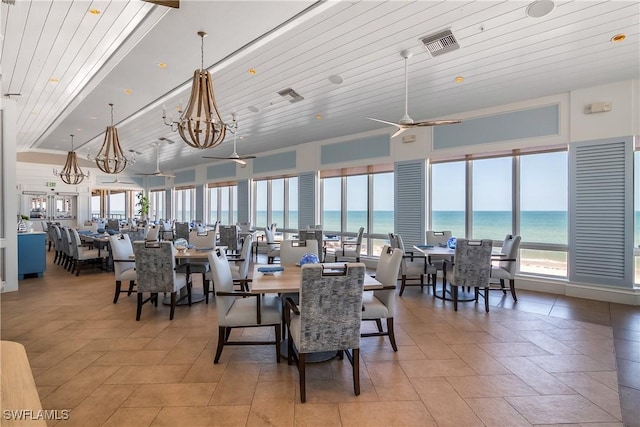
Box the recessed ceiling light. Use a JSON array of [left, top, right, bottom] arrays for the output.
[[611, 34, 626, 42], [455, 76, 464, 83], [89, 9, 101, 15], [239, 136, 244, 140], [526, 0, 554, 18], [124, 89, 132, 94], [328, 74, 344, 84], [247, 105, 260, 113], [31, 111, 38, 115], [49, 78, 59, 83], [248, 68, 256, 75], [315, 114, 322, 120], [76, 128, 82, 131], [90, 116, 97, 120], [157, 62, 167, 68]]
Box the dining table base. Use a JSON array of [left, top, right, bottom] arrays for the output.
[[162, 289, 205, 306], [280, 340, 338, 363], [434, 285, 476, 302]]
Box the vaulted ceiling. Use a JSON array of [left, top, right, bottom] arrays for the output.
[[2, 0, 639, 174]]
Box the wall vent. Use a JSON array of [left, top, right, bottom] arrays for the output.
[[1, 0, 16, 5], [277, 88, 305, 103], [420, 29, 459, 57]]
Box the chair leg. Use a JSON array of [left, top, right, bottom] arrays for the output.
[[375, 319, 383, 332], [453, 285, 458, 311], [353, 348, 360, 396], [386, 318, 398, 352], [127, 281, 135, 296], [169, 292, 176, 320], [136, 293, 143, 321], [484, 286, 490, 312], [299, 352, 307, 403], [500, 279, 507, 294], [509, 279, 517, 301], [214, 326, 226, 364], [399, 275, 407, 296], [274, 324, 281, 363], [287, 330, 294, 366], [204, 279, 210, 304], [113, 281, 122, 304]]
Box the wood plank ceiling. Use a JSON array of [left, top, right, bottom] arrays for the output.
[[2, 0, 639, 174]]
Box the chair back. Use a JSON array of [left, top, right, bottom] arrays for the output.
[[388, 233, 404, 251], [264, 226, 277, 249], [499, 234, 521, 274], [207, 250, 236, 322], [46, 223, 56, 245], [237, 234, 253, 279], [237, 222, 252, 233], [146, 224, 159, 241], [189, 229, 216, 248], [280, 239, 318, 265], [96, 219, 107, 231], [60, 227, 73, 257], [354, 226, 364, 248], [41, 221, 48, 232], [123, 228, 145, 242], [298, 263, 365, 353], [67, 228, 80, 259], [132, 241, 179, 293], [373, 245, 403, 316], [298, 230, 322, 257], [219, 225, 240, 251], [109, 234, 135, 279], [426, 230, 452, 245], [52, 225, 63, 251], [451, 239, 493, 287], [174, 222, 190, 242], [107, 219, 120, 232]]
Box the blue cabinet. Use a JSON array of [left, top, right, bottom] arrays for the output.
[[18, 232, 46, 280]]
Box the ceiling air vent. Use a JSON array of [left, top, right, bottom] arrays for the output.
[[2, 0, 16, 4], [278, 88, 305, 103], [420, 29, 459, 57]]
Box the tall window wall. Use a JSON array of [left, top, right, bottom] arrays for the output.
[[253, 176, 298, 232], [174, 187, 195, 222], [149, 189, 165, 222], [207, 183, 237, 225], [430, 150, 568, 277], [635, 151, 640, 284], [321, 168, 394, 256], [107, 191, 126, 219]]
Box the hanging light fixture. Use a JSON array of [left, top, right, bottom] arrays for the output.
[[54, 134, 89, 185], [93, 103, 128, 174], [163, 31, 227, 149]]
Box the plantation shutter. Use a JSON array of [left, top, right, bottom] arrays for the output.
[[237, 180, 249, 224], [569, 137, 634, 288], [394, 160, 426, 249], [298, 172, 316, 229]]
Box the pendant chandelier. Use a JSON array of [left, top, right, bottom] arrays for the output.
[[54, 134, 89, 185], [163, 31, 227, 150], [94, 103, 128, 174]]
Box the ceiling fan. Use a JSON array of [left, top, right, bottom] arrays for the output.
[[366, 50, 461, 138], [102, 175, 136, 185], [202, 113, 256, 166], [142, 0, 179, 8], [135, 140, 175, 178]]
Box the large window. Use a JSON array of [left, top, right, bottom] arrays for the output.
[[174, 187, 195, 222], [255, 181, 268, 228], [635, 151, 640, 284], [252, 176, 297, 232], [321, 168, 394, 257], [108, 191, 126, 219], [287, 177, 298, 230], [91, 191, 101, 219], [430, 151, 568, 278], [208, 184, 237, 225], [149, 189, 165, 222]]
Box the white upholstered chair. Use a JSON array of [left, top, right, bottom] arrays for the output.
[[109, 234, 136, 304], [490, 234, 521, 301]]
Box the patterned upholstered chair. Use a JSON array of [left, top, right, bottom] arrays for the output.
[[443, 239, 493, 312], [389, 233, 435, 296], [207, 249, 281, 364], [279, 239, 319, 266], [109, 234, 136, 303], [264, 226, 280, 264], [331, 226, 364, 262], [219, 225, 241, 254], [490, 234, 521, 301], [361, 245, 403, 351], [69, 228, 106, 276], [299, 229, 323, 261], [285, 263, 365, 403], [132, 241, 192, 320], [174, 222, 190, 242], [107, 219, 120, 233], [123, 227, 145, 242]]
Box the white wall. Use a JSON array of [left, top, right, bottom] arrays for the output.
[[2, 99, 18, 292]]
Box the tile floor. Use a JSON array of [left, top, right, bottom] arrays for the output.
[[2, 251, 639, 427]]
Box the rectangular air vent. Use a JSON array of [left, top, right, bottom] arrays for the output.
[[277, 88, 305, 103], [420, 29, 459, 57], [2, 0, 16, 4]]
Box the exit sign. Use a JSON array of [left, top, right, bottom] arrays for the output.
[[46, 182, 56, 187]]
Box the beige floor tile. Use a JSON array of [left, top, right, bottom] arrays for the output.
[[36, 385, 58, 400], [258, 362, 299, 383], [448, 344, 513, 375], [338, 400, 436, 427], [209, 363, 261, 406], [29, 338, 94, 368], [102, 407, 161, 427], [123, 383, 217, 407], [296, 378, 378, 404], [35, 351, 104, 386], [150, 406, 250, 426], [103, 364, 190, 384], [465, 397, 532, 426], [247, 400, 295, 427], [53, 384, 137, 427], [563, 340, 617, 369], [79, 338, 153, 352], [253, 380, 296, 403], [436, 331, 499, 344], [160, 336, 209, 365], [143, 327, 189, 350], [181, 348, 228, 383], [477, 341, 551, 357], [527, 354, 612, 373], [411, 376, 484, 427], [505, 395, 618, 424], [585, 370, 619, 391], [93, 350, 169, 366], [399, 358, 476, 378], [40, 365, 119, 409], [447, 374, 538, 398], [522, 330, 579, 355], [542, 327, 614, 342], [294, 403, 341, 427], [554, 372, 622, 420], [361, 344, 426, 362], [496, 356, 576, 395]]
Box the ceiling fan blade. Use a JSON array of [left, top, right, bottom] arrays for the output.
[[366, 117, 402, 127], [414, 119, 462, 126], [135, 172, 160, 176], [238, 155, 256, 160], [202, 156, 229, 160], [231, 158, 247, 166], [391, 127, 408, 138], [142, 0, 179, 8]]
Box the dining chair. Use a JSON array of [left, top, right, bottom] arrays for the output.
[[389, 233, 434, 296], [331, 226, 364, 262], [264, 226, 281, 264], [69, 228, 106, 276], [219, 225, 241, 254], [160, 220, 174, 241], [109, 234, 136, 304], [490, 234, 521, 301], [59, 227, 74, 270], [207, 249, 281, 364], [107, 219, 120, 233], [51, 224, 64, 265], [285, 263, 365, 403], [442, 239, 493, 312], [146, 224, 160, 242], [279, 239, 319, 266], [123, 227, 145, 242], [361, 245, 403, 351], [205, 235, 253, 301], [174, 222, 190, 242], [299, 229, 323, 261], [132, 241, 192, 320], [425, 231, 453, 277]]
